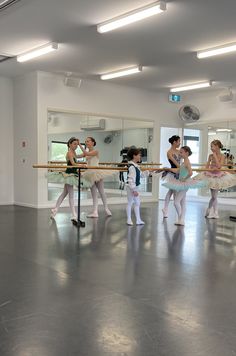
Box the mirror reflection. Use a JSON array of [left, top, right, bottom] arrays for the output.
[[47, 111, 154, 203]]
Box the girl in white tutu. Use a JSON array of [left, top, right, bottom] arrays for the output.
[[50, 137, 80, 222], [163, 146, 205, 226], [162, 135, 181, 218], [194, 139, 236, 219], [77, 137, 113, 218]]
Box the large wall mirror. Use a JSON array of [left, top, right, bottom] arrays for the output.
[[47, 110, 155, 204]]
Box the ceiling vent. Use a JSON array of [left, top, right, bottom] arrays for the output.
[[0, 0, 21, 11]]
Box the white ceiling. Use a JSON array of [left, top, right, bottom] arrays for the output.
[[1, 0, 236, 92]]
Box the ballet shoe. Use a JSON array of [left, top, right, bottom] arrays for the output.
[[71, 216, 77, 222], [136, 220, 145, 225], [127, 220, 133, 226], [87, 212, 99, 218], [50, 208, 58, 219], [162, 209, 168, 218], [105, 208, 112, 216]]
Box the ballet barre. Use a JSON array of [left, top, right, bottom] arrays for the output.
[[33, 164, 236, 228], [33, 164, 128, 228]]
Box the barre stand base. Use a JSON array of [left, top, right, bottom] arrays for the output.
[[230, 216, 236, 222], [72, 219, 85, 227], [74, 168, 86, 228]]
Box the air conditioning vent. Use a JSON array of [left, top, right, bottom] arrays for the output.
[[0, 0, 21, 11], [80, 118, 106, 131]]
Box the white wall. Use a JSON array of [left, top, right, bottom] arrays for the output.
[[181, 89, 236, 162], [13, 72, 38, 207], [37, 71, 181, 207], [183, 89, 236, 123], [10, 72, 236, 207], [0, 77, 14, 205]]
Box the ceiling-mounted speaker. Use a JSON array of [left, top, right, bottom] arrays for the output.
[[218, 88, 233, 102], [64, 73, 82, 88]]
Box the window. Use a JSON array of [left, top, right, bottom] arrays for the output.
[[50, 141, 85, 162]]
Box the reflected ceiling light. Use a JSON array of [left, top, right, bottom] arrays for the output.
[[100, 66, 142, 80], [208, 131, 216, 136], [216, 128, 232, 132], [197, 43, 236, 59], [97, 1, 166, 33], [17, 42, 58, 63], [170, 81, 212, 93]]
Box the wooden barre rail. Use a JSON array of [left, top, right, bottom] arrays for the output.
[[48, 161, 162, 166], [33, 164, 236, 172], [48, 161, 236, 167]]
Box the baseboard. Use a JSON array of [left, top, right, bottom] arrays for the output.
[[0, 201, 14, 206], [14, 197, 158, 209]]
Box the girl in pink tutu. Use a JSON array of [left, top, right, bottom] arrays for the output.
[[195, 139, 236, 219], [162, 146, 205, 226]]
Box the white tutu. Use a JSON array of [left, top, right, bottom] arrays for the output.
[[82, 155, 118, 187]]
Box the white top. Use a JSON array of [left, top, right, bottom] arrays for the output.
[[86, 154, 99, 167], [127, 160, 149, 191]]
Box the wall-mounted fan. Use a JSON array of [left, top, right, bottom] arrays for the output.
[[104, 134, 114, 144], [179, 105, 200, 122]]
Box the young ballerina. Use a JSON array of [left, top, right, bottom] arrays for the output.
[[126, 147, 149, 226], [162, 135, 181, 218], [162, 146, 205, 226], [195, 139, 236, 219], [77, 137, 112, 218], [49, 137, 81, 222]]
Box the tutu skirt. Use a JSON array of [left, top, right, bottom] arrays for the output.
[[162, 176, 206, 191], [82, 169, 118, 187], [194, 171, 236, 190], [47, 171, 78, 186]]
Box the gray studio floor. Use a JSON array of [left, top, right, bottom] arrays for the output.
[[0, 201, 236, 356]]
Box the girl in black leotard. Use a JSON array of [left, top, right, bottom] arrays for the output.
[[50, 137, 80, 222], [162, 135, 181, 218]]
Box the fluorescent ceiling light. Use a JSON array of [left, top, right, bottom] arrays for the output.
[[17, 42, 58, 63], [216, 128, 232, 132], [100, 66, 142, 80], [170, 81, 211, 93], [208, 131, 216, 136], [197, 43, 236, 59], [97, 1, 166, 33]]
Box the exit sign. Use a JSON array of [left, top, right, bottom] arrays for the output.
[[169, 94, 181, 102]]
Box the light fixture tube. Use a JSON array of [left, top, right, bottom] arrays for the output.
[[170, 81, 211, 93], [208, 132, 216, 136], [97, 1, 166, 33], [216, 129, 232, 132], [197, 43, 236, 59], [17, 42, 58, 63], [100, 66, 142, 80]]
